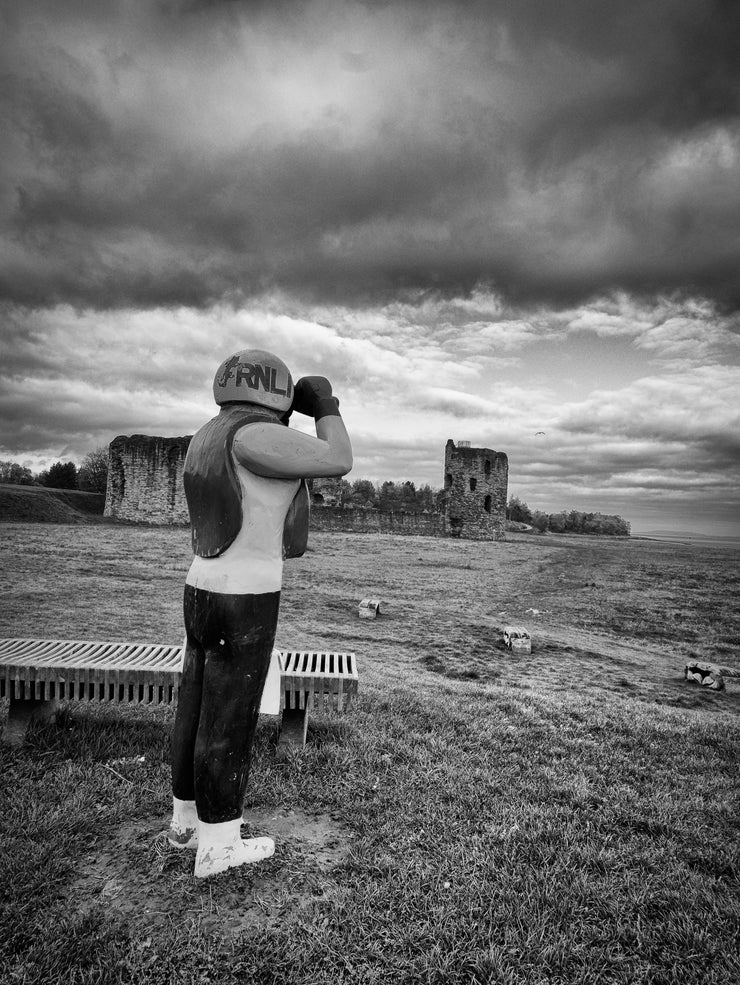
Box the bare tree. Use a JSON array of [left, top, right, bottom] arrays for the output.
[[78, 447, 108, 494]]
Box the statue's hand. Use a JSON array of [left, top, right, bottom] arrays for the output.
[[292, 376, 340, 419]]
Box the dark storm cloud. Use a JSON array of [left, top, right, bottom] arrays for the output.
[[1, 0, 740, 309]]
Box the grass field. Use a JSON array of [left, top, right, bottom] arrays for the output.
[[0, 521, 738, 984]]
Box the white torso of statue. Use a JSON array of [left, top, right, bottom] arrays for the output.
[[185, 453, 300, 595]]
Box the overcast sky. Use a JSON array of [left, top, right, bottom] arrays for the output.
[[1, 0, 739, 535]]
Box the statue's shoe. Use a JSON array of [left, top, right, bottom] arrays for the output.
[[194, 836, 275, 878]]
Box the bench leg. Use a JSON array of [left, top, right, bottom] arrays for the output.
[[277, 707, 309, 751], [2, 699, 60, 747]]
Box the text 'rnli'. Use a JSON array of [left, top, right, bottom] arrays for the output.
[[234, 362, 293, 398]]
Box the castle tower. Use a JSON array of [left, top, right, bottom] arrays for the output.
[[442, 439, 508, 540], [105, 434, 191, 524]]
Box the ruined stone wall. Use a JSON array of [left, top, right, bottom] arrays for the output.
[[309, 505, 443, 537], [310, 476, 345, 506], [104, 433, 508, 540], [105, 434, 191, 524], [442, 439, 508, 540]]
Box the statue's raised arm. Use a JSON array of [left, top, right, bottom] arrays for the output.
[[233, 374, 352, 479]]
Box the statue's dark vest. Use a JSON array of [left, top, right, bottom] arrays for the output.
[[184, 405, 309, 560]]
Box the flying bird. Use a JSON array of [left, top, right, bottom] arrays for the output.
[[535, 431, 546, 436]]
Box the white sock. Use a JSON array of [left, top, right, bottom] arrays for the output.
[[168, 796, 198, 849], [194, 818, 275, 879]]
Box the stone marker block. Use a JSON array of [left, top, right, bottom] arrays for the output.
[[685, 662, 725, 690], [503, 626, 531, 654], [359, 599, 381, 620]]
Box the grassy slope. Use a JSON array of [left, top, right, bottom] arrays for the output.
[[0, 484, 105, 523], [0, 523, 738, 985]]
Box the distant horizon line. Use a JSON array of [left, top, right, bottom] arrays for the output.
[[632, 529, 740, 543]]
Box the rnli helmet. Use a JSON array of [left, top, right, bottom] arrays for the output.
[[212, 348, 294, 412]]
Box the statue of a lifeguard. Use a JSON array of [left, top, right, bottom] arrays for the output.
[[167, 348, 352, 878]]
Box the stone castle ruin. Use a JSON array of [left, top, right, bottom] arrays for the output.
[[442, 439, 508, 540], [105, 435, 190, 525], [105, 434, 508, 541]]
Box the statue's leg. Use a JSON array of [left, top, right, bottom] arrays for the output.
[[192, 589, 280, 878], [168, 586, 205, 848]]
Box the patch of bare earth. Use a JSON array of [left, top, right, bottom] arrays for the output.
[[67, 808, 351, 938]]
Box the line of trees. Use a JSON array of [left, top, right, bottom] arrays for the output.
[[0, 448, 109, 494], [319, 478, 444, 513], [507, 496, 630, 536]]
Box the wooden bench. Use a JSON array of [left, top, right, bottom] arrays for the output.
[[0, 638, 358, 748]]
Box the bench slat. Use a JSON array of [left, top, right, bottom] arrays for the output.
[[0, 639, 184, 671]]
